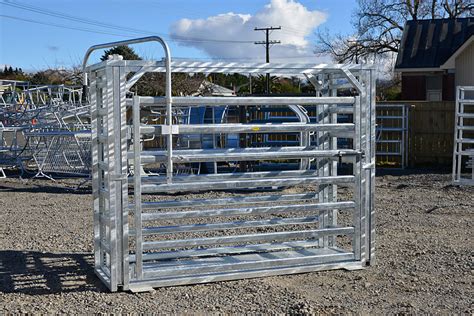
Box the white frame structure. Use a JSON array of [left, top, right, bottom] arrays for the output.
[[453, 86, 474, 185], [85, 36, 376, 292]]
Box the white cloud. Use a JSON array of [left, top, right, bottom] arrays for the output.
[[169, 0, 328, 62]]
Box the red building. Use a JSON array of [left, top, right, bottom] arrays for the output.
[[395, 18, 474, 101]]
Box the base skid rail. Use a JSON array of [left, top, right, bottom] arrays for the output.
[[128, 257, 364, 291], [128, 247, 359, 290], [87, 37, 375, 292]]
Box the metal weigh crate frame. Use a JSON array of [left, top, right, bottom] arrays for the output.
[[84, 36, 376, 292], [453, 86, 474, 185]]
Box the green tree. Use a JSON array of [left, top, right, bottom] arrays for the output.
[[0, 65, 30, 81], [100, 45, 141, 61], [30, 71, 52, 84]]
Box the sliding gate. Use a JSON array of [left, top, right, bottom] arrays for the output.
[[85, 37, 375, 292]]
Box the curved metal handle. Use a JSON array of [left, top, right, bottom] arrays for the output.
[[82, 36, 172, 102], [83, 36, 174, 182]]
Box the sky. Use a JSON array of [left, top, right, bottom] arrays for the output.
[[0, 0, 357, 72]]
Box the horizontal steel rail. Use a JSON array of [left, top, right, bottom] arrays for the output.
[[140, 123, 355, 135], [138, 216, 320, 235], [130, 240, 323, 262], [142, 227, 354, 250], [138, 96, 355, 106], [135, 169, 355, 185], [140, 175, 355, 193], [135, 148, 360, 164], [134, 192, 320, 210], [141, 201, 355, 221]]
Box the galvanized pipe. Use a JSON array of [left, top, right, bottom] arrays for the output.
[[82, 36, 173, 182]]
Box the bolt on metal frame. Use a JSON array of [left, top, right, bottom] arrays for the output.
[[85, 36, 376, 292], [453, 86, 474, 185], [375, 104, 410, 169]]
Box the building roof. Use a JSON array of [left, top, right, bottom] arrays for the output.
[[395, 18, 474, 71], [193, 80, 236, 97]]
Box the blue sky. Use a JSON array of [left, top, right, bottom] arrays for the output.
[[0, 0, 357, 72]]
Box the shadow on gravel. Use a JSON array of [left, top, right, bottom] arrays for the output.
[[0, 185, 91, 195], [375, 167, 451, 176], [0, 251, 107, 294]]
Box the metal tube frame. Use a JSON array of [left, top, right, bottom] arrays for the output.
[[86, 37, 376, 292]]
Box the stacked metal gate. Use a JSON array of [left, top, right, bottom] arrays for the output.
[[0, 80, 91, 178], [453, 86, 474, 185], [375, 104, 409, 169], [85, 37, 376, 292]]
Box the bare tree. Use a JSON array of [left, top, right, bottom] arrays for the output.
[[316, 0, 474, 63]]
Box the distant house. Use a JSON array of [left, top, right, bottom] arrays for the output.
[[193, 80, 236, 97], [395, 18, 474, 101]]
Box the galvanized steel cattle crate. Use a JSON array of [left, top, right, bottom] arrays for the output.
[[85, 37, 376, 292]]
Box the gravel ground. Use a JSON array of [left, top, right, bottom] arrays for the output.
[[0, 172, 473, 314]]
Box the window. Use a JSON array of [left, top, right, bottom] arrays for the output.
[[426, 75, 442, 101]]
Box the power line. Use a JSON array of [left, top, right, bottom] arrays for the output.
[[1, 15, 320, 62], [2, 2, 321, 63], [2, 0, 319, 44], [254, 26, 281, 94], [0, 15, 136, 37], [0, 0, 255, 44]]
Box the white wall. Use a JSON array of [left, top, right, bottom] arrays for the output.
[[455, 40, 474, 87]]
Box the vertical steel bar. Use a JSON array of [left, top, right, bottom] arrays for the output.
[[368, 69, 376, 264], [106, 66, 118, 291], [90, 70, 101, 273], [164, 50, 173, 183], [133, 96, 143, 280], [212, 107, 218, 173], [119, 67, 129, 290], [453, 87, 461, 182], [328, 74, 338, 247], [401, 105, 405, 169], [458, 88, 464, 183], [357, 70, 367, 263], [112, 65, 123, 286], [352, 95, 361, 260], [315, 74, 325, 247]]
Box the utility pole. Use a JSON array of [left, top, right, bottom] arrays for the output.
[[254, 26, 281, 94]]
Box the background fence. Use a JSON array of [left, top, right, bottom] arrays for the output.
[[378, 101, 455, 167]]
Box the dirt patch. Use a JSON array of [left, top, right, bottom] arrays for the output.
[[0, 173, 473, 313]]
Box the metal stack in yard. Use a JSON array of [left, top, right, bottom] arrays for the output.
[[0, 79, 91, 178], [84, 37, 376, 292], [375, 104, 410, 169]]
